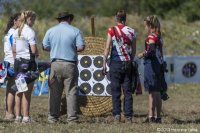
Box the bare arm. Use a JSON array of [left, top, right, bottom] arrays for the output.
[[35, 45, 39, 57], [42, 44, 50, 52], [138, 39, 155, 58], [77, 45, 85, 52], [30, 44, 36, 54], [12, 43, 16, 59], [103, 33, 112, 68]]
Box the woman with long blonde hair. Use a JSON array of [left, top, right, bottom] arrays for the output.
[[138, 15, 164, 123], [12, 10, 38, 123]]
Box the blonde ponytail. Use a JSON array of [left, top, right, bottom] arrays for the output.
[[18, 12, 26, 37], [18, 10, 36, 37]]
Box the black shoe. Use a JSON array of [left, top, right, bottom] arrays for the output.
[[155, 117, 162, 123], [143, 117, 155, 123]]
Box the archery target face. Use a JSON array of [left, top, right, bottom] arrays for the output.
[[93, 69, 104, 81], [182, 62, 197, 78], [78, 55, 111, 96], [93, 83, 104, 95], [79, 83, 92, 94], [93, 56, 103, 68], [80, 56, 92, 68], [173, 56, 200, 83], [106, 83, 112, 96], [80, 69, 92, 81], [106, 71, 111, 81]]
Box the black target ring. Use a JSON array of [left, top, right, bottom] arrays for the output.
[[106, 71, 110, 81], [93, 56, 103, 68], [106, 57, 111, 66], [106, 84, 112, 95], [93, 83, 104, 95], [80, 69, 91, 81], [80, 56, 92, 68], [79, 83, 91, 95], [182, 62, 197, 78], [93, 70, 104, 81]]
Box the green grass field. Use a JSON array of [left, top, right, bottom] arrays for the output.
[[0, 84, 199, 133]]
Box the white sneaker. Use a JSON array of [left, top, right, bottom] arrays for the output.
[[14, 116, 22, 123], [22, 117, 35, 123]]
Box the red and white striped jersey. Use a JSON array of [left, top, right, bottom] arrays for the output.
[[107, 24, 136, 61]]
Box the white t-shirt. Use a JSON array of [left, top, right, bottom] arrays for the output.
[[13, 24, 36, 60], [4, 28, 16, 64]]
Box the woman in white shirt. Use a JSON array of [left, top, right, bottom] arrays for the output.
[[3, 13, 21, 120], [13, 10, 38, 123]]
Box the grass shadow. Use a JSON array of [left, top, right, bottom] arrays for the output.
[[172, 117, 200, 124], [134, 114, 147, 118], [0, 119, 15, 124], [195, 119, 200, 123]]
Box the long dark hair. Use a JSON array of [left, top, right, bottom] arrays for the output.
[[4, 13, 21, 34]]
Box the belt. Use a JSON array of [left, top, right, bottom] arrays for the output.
[[52, 58, 77, 63]]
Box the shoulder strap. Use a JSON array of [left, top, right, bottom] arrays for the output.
[[112, 26, 124, 47], [114, 26, 124, 44], [112, 27, 119, 43]]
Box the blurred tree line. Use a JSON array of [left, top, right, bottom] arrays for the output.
[[0, 0, 200, 22], [0, 0, 200, 58]]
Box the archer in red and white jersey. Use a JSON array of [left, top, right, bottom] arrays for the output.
[[103, 10, 136, 123]]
